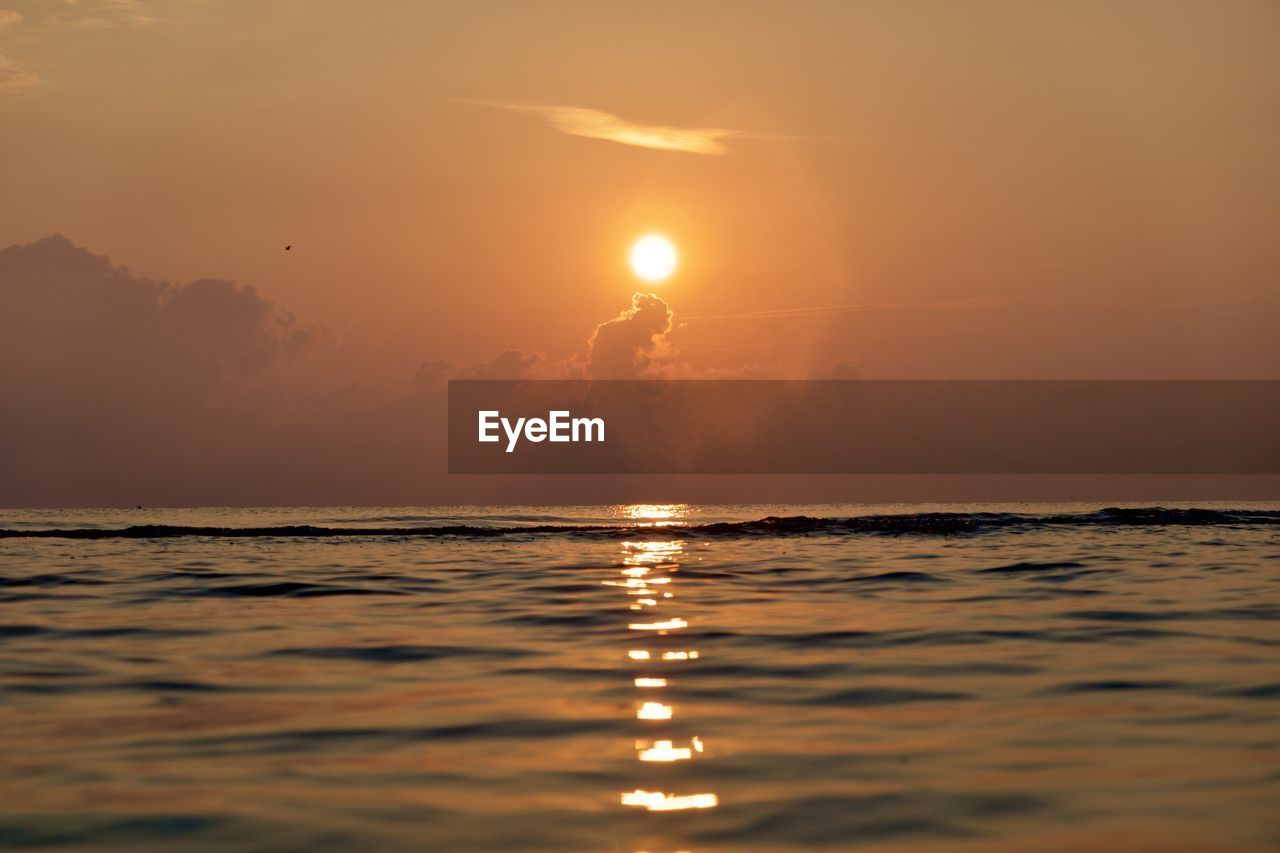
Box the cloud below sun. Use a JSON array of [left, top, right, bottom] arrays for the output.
[[467, 101, 735, 155]]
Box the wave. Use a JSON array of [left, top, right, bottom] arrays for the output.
[[1, 506, 1276, 540]]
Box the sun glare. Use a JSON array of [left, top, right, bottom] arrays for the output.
[[629, 235, 677, 282]]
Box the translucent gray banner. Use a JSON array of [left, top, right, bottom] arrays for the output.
[[448, 380, 1280, 474]]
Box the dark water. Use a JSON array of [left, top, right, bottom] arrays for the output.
[[1, 504, 1278, 851]]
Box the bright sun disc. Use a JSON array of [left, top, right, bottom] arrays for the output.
[[630, 235, 677, 283]]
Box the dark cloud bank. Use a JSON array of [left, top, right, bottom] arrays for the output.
[[2, 235, 1275, 506]]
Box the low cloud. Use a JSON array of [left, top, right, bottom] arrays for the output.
[[418, 292, 682, 385], [808, 359, 864, 380], [415, 349, 585, 388], [588, 292, 678, 378], [469, 101, 735, 155], [456, 349, 552, 380]]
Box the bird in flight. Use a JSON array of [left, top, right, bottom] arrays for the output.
[[284, 245, 292, 251]]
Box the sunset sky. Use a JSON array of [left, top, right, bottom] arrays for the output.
[[1, 0, 1278, 504]]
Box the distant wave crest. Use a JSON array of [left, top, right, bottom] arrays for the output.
[[2, 507, 1277, 539]]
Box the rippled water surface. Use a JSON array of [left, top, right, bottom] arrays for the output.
[[2, 503, 1278, 851]]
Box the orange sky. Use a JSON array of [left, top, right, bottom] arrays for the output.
[[3, 0, 1278, 369], [1, 1, 1278, 503]]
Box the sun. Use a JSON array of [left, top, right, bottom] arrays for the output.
[[629, 234, 677, 283]]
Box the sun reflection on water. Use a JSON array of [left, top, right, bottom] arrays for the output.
[[621, 790, 720, 811], [621, 504, 691, 527], [637, 701, 673, 720], [637, 739, 693, 761], [628, 618, 688, 631], [606, 509, 717, 848]]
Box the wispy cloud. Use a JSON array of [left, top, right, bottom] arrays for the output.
[[683, 299, 1002, 322], [61, 0, 158, 29], [0, 54, 36, 94], [0, 10, 38, 95], [0, 1, 181, 97], [467, 100, 735, 155]]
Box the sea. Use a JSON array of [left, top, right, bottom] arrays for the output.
[[1, 503, 1277, 852]]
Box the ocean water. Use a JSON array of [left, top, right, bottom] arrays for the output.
[[1, 503, 1278, 852]]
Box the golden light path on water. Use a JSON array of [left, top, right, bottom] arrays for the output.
[[608, 505, 719, 853], [637, 701, 674, 721], [622, 504, 689, 525]]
